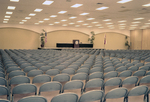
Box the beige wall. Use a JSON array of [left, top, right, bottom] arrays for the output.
[[142, 29, 150, 50], [0, 27, 39, 49], [44, 30, 89, 48], [130, 30, 142, 50], [94, 32, 130, 50]]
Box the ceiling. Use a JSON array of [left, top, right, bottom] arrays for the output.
[[0, 0, 150, 30]]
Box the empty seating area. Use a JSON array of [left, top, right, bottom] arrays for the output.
[[1, 49, 150, 102]]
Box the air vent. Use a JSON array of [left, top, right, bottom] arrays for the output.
[[119, 9, 132, 12], [138, 8, 150, 14]]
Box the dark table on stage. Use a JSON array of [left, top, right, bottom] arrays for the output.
[[56, 43, 93, 48]]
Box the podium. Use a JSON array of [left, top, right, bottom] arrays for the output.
[[73, 40, 79, 48]]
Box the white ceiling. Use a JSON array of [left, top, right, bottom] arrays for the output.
[[0, 0, 150, 30]]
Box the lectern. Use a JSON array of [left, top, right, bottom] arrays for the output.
[[73, 40, 79, 48]]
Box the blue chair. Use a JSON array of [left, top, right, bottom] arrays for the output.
[[139, 66, 150, 71], [133, 70, 146, 79], [27, 70, 43, 82], [45, 69, 60, 77], [6, 67, 21, 74], [104, 71, 118, 81], [103, 87, 128, 102], [89, 67, 103, 74], [104, 67, 115, 73], [138, 75, 150, 86], [17, 96, 47, 102], [89, 72, 103, 80], [121, 76, 138, 90], [39, 82, 62, 102], [0, 67, 5, 73], [71, 73, 88, 85], [79, 90, 104, 102], [128, 66, 139, 71], [0, 72, 5, 78], [84, 78, 104, 92], [0, 86, 10, 100], [104, 77, 122, 94], [61, 68, 75, 75], [12, 83, 37, 102], [20, 63, 32, 69], [126, 85, 149, 102], [51, 93, 78, 102], [76, 68, 89, 74], [53, 74, 70, 82], [39, 66, 53, 73], [116, 66, 127, 72], [8, 70, 25, 79], [62, 80, 83, 97], [0, 77, 7, 86], [32, 74, 51, 93], [23, 66, 37, 73], [118, 70, 132, 78]]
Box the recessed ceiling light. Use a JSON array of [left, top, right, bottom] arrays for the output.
[[80, 13, 89, 15], [29, 13, 36, 16], [22, 20, 27, 22], [119, 23, 126, 25], [3, 21, 8, 23], [87, 18, 95, 20], [133, 18, 144, 20], [143, 3, 150, 7], [132, 21, 141, 23], [7, 6, 16, 10], [42, 1, 54, 5], [83, 23, 89, 25], [10, 0, 19, 2], [87, 26, 92, 27], [92, 22, 99, 24], [69, 23, 75, 25], [54, 22, 60, 24], [50, 15, 57, 17], [62, 24, 68, 26], [6, 12, 13, 14], [4, 19, 9, 21], [39, 21, 44, 23], [58, 11, 67, 14], [119, 26, 126, 27], [35, 23, 39, 25], [49, 24, 54, 25], [118, 20, 127, 22], [120, 28, 125, 29], [99, 27, 104, 28], [34, 9, 43, 12], [130, 27, 136, 30], [69, 16, 77, 19], [75, 25, 80, 27], [108, 25, 114, 27], [61, 19, 67, 21], [95, 24, 101, 26], [106, 23, 113, 24], [5, 16, 11, 18], [109, 27, 115, 29], [117, 0, 132, 4], [19, 22, 24, 24], [71, 4, 83, 8], [130, 25, 138, 26], [103, 19, 111, 21], [44, 18, 50, 20], [145, 23, 150, 24], [77, 20, 84, 22], [25, 17, 31, 19], [96, 6, 109, 10]]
